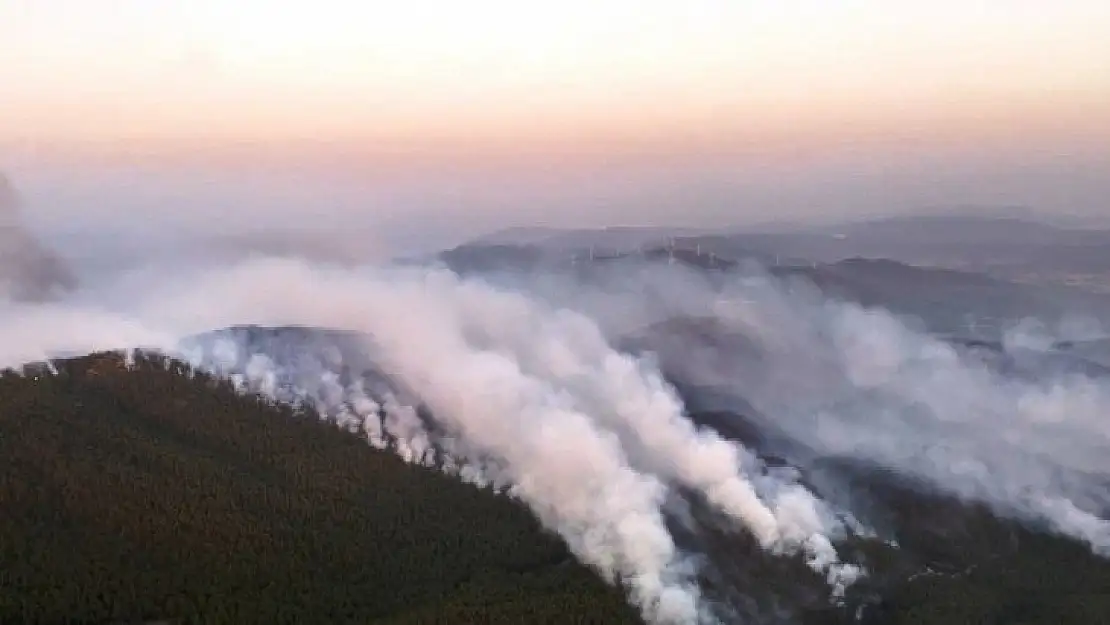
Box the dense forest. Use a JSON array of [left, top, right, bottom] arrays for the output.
[[2, 350, 1110, 624], [0, 352, 640, 624]]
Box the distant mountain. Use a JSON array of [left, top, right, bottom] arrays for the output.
[[437, 240, 749, 277], [469, 225, 711, 252], [815, 214, 1110, 249], [648, 214, 1110, 292], [782, 214, 1110, 271], [827, 214, 1066, 243], [464, 213, 1110, 284], [437, 238, 1110, 338], [0, 172, 77, 300], [773, 257, 1110, 336], [437, 243, 553, 275]]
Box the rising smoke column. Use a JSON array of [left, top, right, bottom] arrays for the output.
[[134, 260, 708, 624], [441, 281, 861, 591]]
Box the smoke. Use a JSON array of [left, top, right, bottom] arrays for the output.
[[439, 292, 861, 590], [568, 263, 1110, 556], [0, 299, 174, 368], [0, 172, 77, 301], [5, 240, 1110, 621], [0, 256, 878, 623], [186, 317, 706, 624], [155, 261, 872, 619], [806, 303, 1110, 552]]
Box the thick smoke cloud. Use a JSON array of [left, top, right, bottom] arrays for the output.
[[153, 261, 870, 620], [0, 258, 871, 623], [530, 263, 1110, 555], [4, 246, 1110, 622]]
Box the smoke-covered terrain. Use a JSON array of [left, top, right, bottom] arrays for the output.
[[467, 215, 1110, 292], [4, 190, 1110, 623]]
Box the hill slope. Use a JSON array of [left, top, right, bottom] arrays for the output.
[[188, 325, 1110, 625], [0, 352, 641, 625], [6, 345, 1110, 624]]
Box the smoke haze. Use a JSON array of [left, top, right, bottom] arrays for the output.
[[3, 221, 1110, 623]]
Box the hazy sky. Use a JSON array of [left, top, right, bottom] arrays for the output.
[[4, 1, 1110, 146], [2, 1, 1109, 246]]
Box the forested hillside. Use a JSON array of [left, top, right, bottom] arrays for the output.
[[0, 352, 640, 625], [4, 350, 1110, 624]]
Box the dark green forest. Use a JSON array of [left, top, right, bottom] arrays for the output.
[[0, 352, 640, 625], [3, 351, 1110, 624]]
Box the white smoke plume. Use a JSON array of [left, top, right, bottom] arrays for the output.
[[0, 260, 704, 622], [160, 261, 869, 615], [12, 248, 1110, 620], [550, 263, 1110, 556], [163, 263, 719, 623], [0, 256, 877, 623], [439, 289, 861, 590]]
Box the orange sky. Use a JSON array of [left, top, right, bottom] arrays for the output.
[[3, 1, 1110, 164]]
